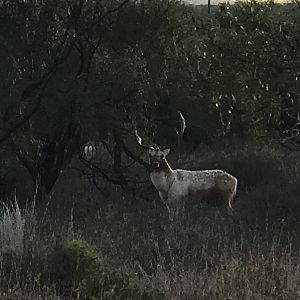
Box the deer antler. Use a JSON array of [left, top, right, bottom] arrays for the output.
[[176, 111, 186, 136], [134, 130, 155, 150]]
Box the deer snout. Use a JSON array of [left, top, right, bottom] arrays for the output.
[[151, 161, 160, 168]]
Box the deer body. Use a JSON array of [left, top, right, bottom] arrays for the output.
[[150, 168, 237, 208], [148, 148, 237, 210]]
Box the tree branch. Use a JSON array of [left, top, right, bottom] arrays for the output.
[[0, 85, 46, 146], [120, 139, 150, 171], [90, 0, 130, 28]]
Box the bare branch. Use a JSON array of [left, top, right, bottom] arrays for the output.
[[90, 0, 130, 29], [0, 85, 46, 146], [120, 139, 151, 171], [79, 155, 126, 186]]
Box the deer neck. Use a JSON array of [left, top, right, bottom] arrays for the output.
[[150, 159, 175, 195]]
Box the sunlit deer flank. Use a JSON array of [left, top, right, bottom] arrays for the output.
[[135, 128, 238, 218]]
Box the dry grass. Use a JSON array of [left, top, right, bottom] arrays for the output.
[[1, 198, 300, 299], [0, 200, 25, 255], [81, 200, 300, 299]]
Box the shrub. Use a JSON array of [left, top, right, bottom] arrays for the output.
[[48, 238, 145, 299]]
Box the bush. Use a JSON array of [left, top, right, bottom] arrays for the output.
[[48, 238, 156, 299]]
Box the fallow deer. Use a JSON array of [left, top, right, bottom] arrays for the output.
[[135, 131, 238, 217]]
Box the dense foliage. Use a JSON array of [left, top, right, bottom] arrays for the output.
[[0, 0, 299, 200]]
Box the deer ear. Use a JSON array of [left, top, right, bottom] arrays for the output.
[[163, 148, 170, 156]]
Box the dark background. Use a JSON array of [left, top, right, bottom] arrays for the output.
[[0, 1, 300, 299]]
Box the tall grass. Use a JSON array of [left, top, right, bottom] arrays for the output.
[[88, 201, 300, 299], [0, 200, 25, 255]]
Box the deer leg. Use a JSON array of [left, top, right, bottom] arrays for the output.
[[159, 192, 172, 216], [226, 205, 235, 217]]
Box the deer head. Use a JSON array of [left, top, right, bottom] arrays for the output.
[[148, 147, 170, 170], [135, 130, 172, 170], [134, 111, 185, 170]]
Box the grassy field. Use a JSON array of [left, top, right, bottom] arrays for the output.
[[1, 146, 300, 299]]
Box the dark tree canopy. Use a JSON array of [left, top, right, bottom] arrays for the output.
[[0, 0, 299, 201]]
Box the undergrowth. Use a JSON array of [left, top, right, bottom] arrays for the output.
[[1, 147, 300, 299]]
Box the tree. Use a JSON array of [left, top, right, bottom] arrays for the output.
[[1, 0, 300, 203], [192, 1, 300, 143], [0, 0, 132, 200]]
